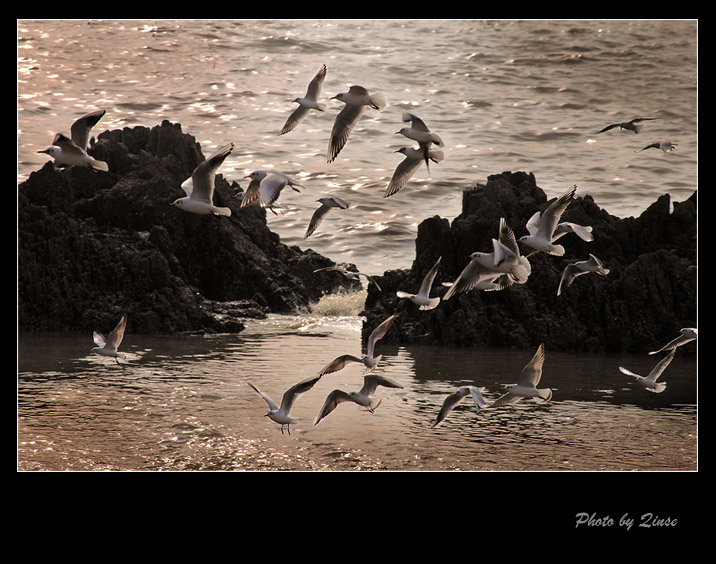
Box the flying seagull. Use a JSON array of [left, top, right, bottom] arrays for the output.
[[327, 85, 387, 163], [557, 254, 610, 296], [432, 386, 486, 428], [597, 117, 658, 134], [313, 266, 382, 291], [491, 343, 552, 406], [396, 256, 442, 310], [619, 349, 676, 394], [314, 374, 403, 425], [305, 196, 349, 238], [249, 374, 322, 435], [172, 143, 234, 216], [91, 314, 128, 365], [279, 64, 327, 135]]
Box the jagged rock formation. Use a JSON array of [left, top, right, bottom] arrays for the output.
[[18, 120, 360, 334], [362, 171, 697, 353]]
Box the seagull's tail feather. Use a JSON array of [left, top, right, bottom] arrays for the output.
[[549, 244, 566, 257], [316, 103, 327, 112], [647, 383, 667, 393], [369, 91, 388, 111], [536, 388, 552, 402], [90, 159, 109, 172], [213, 207, 232, 217], [419, 297, 441, 311]]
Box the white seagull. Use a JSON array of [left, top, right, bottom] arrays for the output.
[[597, 116, 659, 134], [396, 256, 442, 310], [313, 266, 382, 291], [240, 170, 303, 211], [249, 374, 322, 435], [327, 85, 387, 163], [649, 328, 697, 355], [318, 314, 398, 376], [557, 254, 610, 296], [279, 64, 327, 135], [491, 343, 552, 406], [552, 221, 594, 243], [519, 185, 577, 256], [172, 143, 234, 216], [396, 111, 444, 174], [305, 196, 349, 238], [443, 218, 530, 300], [91, 314, 128, 365], [38, 132, 109, 172], [619, 349, 676, 394], [384, 146, 445, 198], [636, 140, 678, 153], [69, 109, 106, 151], [314, 374, 403, 425], [432, 386, 486, 428]]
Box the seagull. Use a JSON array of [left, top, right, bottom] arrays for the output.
[[313, 266, 382, 291], [69, 109, 106, 151], [248, 374, 322, 435], [91, 314, 127, 365], [552, 221, 594, 243], [396, 256, 442, 310], [636, 140, 678, 153], [327, 85, 387, 163], [649, 328, 697, 355], [491, 343, 552, 406], [443, 275, 514, 293], [240, 170, 303, 211], [314, 374, 403, 425], [318, 314, 398, 376], [519, 185, 577, 256], [384, 146, 445, 198], [432, 386, 486, 428], [305, 196, 349, 238], [172, 143, 233, 216], [38, 133, 109, 172], [619, 349, 676, 394], [396, 111, 444, 174], [443, 218, 531, 300], [279, 64, 327, 135], [557, 254, 610, 296], [597, 117, 659, 134]]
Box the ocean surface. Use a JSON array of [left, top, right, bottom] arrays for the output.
[[17, 20, 698, 472]]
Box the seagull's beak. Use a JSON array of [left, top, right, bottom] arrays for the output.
[[37, 148, 50, 154]]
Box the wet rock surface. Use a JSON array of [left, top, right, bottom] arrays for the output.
[[362, 171, 697, 353], [18, 120, 361, 334]]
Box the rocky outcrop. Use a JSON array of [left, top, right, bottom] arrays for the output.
[[362, 171, 697, 353], [18, 120, 361, 334]]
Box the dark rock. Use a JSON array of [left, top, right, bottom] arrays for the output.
[[18, 121, 361, 335], [362, 171, 697, 354]]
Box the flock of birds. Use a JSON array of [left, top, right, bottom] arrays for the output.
[[35, 63, 695, 435]]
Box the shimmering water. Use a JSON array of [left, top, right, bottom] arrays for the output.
[[17, 20, 698, 471], [18, 19, 697, 275], [18, 298, 697, 471]]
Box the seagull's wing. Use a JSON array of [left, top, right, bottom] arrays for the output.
[[318, 354, 364, 376], [305, 203, 332, 238], [52, 133, 86, 157], [469, 387, 487, 411], [366, 314, 398, 359], [649, 329, 697, 355], [432, 387, 471, 427], [361, 374, 403, 396], [631, 117, 659, 124], [249, 382, 279, 412], [105, 315, 127, 350], [536, 185, 576, 239], [518, 343, 545, 387], [330, 196, 350, 209], [314, 389, 352, 425], [618, 366, 643, 379], [93, 331, 106, 348], [557, 263, 585, 296], [190, 143, 234, 204], [280, 105, 311, 136], [313, 266, 343, 274], [384, 154, 423, 198], [70, 109, 106, 151], [327, 104, 367, 163], [281, 374, 322, 413], [498, 218, 521, 257], [259, 176, 288, 208], [646, 349, 676, 383], [402, 111, 429, 131], [305, 64, 327, 100], [525, 211, 542, 237], [240, 177, 263, 208], [597, 123, 620, 133], [418, 257, 442, 298], [443, 259, 502, 300], [490, 392, 523, 407], [357, 272, 382, 291]]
